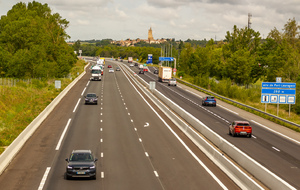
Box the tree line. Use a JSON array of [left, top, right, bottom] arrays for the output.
[[0, 1, 77, 79], [74, 18, 300, 114]]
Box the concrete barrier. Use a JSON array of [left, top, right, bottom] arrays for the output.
[[121, 63, 296, 190], [0, 64, 89, 175]]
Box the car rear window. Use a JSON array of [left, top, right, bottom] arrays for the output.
[[207, 96, 214, 99], [236, 123, 250, 126]]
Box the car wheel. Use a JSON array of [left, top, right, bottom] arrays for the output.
[[92, 175, 96, 180], [168, 84, 170, 86], [65, 173, 71, 180], [248, 134, 252, 138], [229, 128, 231, 135], [233, 132, 236, 137]]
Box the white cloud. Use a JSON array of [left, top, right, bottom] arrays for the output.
[[0, 0, 300, 41]]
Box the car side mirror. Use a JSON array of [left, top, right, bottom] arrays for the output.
[[84, 96, 86, 98], [65, 158, 69, 162], [95, 158, 98, 162]]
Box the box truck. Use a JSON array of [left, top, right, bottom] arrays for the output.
[[158, 67, 172, 82], [128, 57, 133, 63]]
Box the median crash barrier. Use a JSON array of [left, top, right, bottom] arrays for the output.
[[121, 64, 296, 190], [0, 63, 90, 175]]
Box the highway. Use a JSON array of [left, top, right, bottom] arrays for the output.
[[0, 59, 239, 189], [124, 60, 300, 189]]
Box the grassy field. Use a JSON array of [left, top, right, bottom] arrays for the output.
[[0, 59, 87, 154]]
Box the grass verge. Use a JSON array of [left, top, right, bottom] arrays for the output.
[[0, 59, 87, 154]]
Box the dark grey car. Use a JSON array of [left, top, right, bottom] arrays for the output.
[[85, 93, 98, 105], [65, 150, 98, 180]]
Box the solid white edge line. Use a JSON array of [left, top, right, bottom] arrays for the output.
[[73, 98, 81, 113], [37, 167, 51, 190], [122, 68, 228, 190], [55, 119, 71, 150], [81, 87, 87, 96], [251, 120, 300, 145]]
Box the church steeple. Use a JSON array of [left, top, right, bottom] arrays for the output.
[[148, 27, 154, 42]]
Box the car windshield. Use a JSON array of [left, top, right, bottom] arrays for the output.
[[206, 96, 214, 100], [87, 94, 96, 98], [92, 70, 101, 74], [70, 153, 94, 162]]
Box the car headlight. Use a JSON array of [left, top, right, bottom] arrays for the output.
[[67, 165, 73, 169], [90, 165, 95, 169]]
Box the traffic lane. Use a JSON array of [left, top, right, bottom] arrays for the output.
[[46, 63, 160, 189], [44, 74, 104, 189], [151, 76, 300, 188], [115, 69, 239, 189], [100, 73, 163, 190], [0, 71, 92, 189], [154, 79, 300, 172]]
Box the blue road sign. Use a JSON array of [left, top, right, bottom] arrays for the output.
[[159, 57, 174, 61], [261, 82, 296, 104], [147, 54, 152, 64]]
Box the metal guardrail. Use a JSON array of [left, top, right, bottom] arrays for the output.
[[177, 78, 300, 129]]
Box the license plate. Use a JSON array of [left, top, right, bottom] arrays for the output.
[[240, 132, 247, 135], [77, 171, 85, 174]]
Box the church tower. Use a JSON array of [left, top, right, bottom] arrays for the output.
[[148, 27, 154, 42]]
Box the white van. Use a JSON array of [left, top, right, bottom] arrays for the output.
[[90, 65, 102, 81]]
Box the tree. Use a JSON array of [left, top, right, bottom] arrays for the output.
[[0, 1, 77, 78]]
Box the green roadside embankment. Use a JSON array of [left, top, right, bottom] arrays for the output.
[[0, 59, 87, 154]]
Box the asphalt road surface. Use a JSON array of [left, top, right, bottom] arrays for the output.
[[0, 60, 239, 190], [126, 60, 300, 189]]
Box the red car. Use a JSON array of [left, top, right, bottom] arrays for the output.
[[107, 65, 112, 68], [143, 68, 148, 72], [229, 121, 252, 138]]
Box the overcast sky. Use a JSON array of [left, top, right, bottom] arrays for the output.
[[1, 0, 300, 42]]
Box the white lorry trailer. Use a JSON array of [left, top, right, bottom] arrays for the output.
[[158, 67, 172, 82], [128, 57, 133, 63]]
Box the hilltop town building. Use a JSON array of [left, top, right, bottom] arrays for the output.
[[111, 27, 168, 46]]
